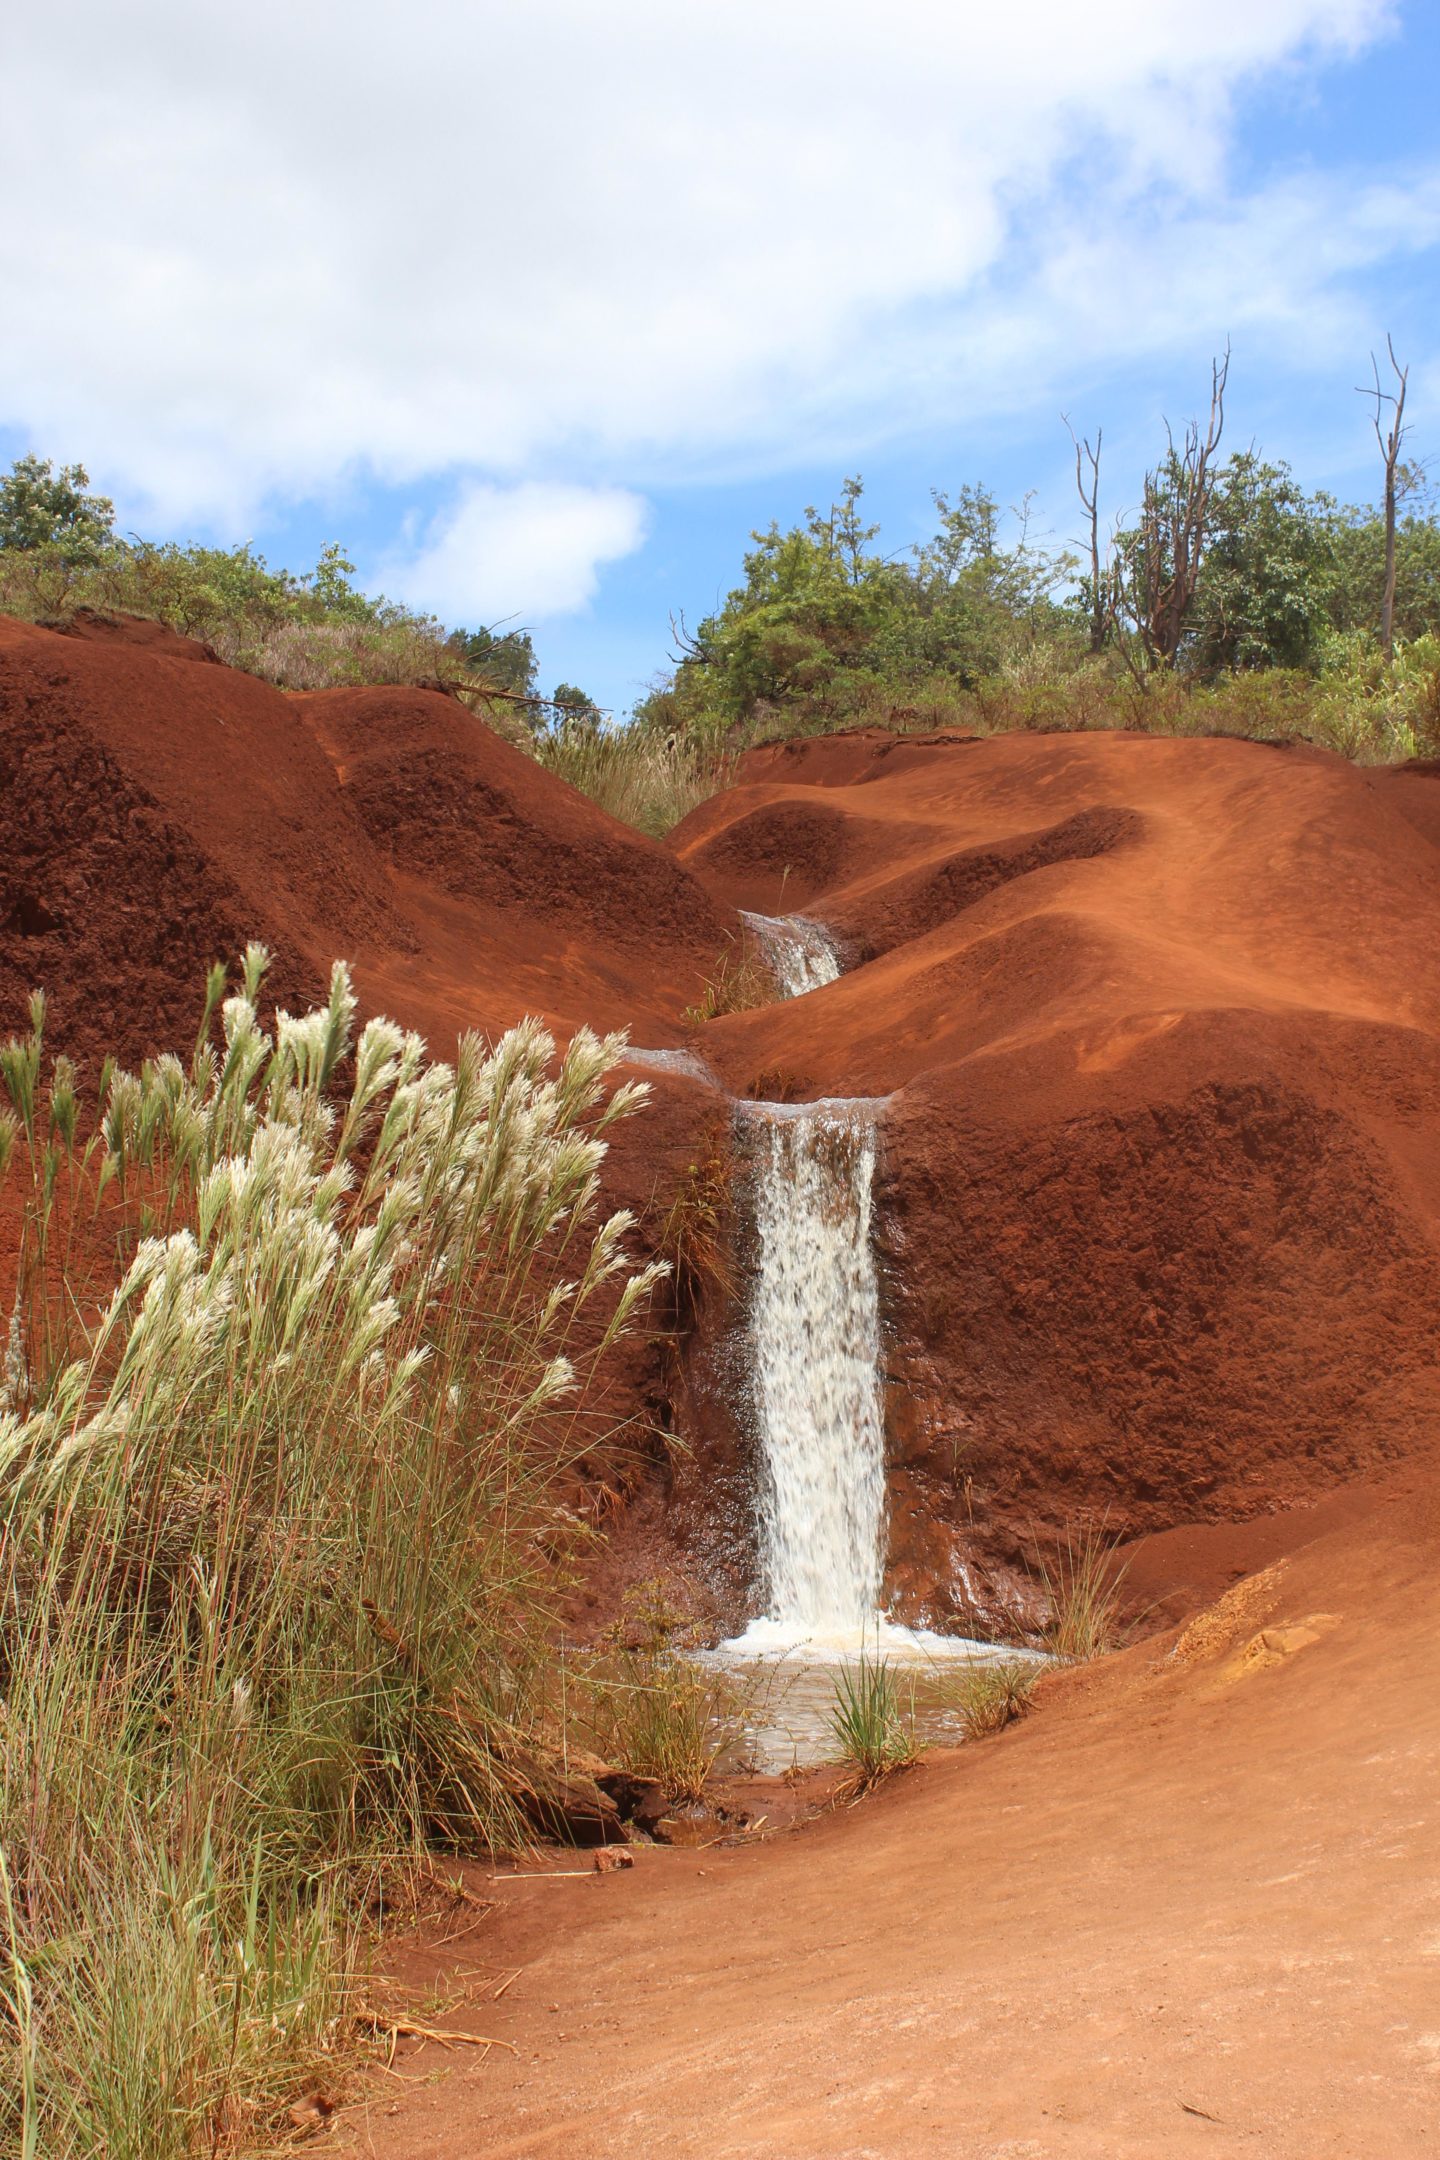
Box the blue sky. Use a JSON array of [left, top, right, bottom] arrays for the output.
[[5, 0, 1439, 714]]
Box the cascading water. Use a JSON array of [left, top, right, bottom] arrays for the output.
[[741, 1099, 888, 1639], [740, 911, 841, 998], [720, 1088, 1025, 1683], [699, 930, 1040, 1758]]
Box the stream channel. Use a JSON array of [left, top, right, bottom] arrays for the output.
[[689, 913, 1038, 1771]]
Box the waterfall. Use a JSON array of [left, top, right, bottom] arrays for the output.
[[740, 911, 841, 998], [739, 1098, 889, 1637]]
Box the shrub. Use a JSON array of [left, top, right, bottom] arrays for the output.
[[0, 951, 661, 2153]]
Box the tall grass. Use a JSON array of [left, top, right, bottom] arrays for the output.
[[1042, 1527, 1130, 1662], [573, 1587, 737, 1805], [0, 950, 661, 2155], [533, 724, 733, 838]]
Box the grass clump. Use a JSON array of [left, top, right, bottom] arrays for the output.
[[0, 949, 661, 2155], [655, 1130, 735, 1330], [947, 1658, 1040, 1741], [683, 933, 778, 1024], [533, 720, 733, 838], [1042, 1526, 1131, 1662], [573, 1585, 738, 1804], [827, 1655, 918, 1793]]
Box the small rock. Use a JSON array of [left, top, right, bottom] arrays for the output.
[[287, 2090, 338, 2129]]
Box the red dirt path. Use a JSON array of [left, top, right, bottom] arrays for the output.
[[354, 1479, 1440, 2159]]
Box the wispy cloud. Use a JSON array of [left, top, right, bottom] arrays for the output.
[[0, 0, 1418, 620], [379, 483, 648, 625]]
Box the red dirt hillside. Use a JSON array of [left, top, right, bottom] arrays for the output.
[[0, 612, 733, 1071], [7, 618, 1440, 1631], [662, 727, 1440, 1627]]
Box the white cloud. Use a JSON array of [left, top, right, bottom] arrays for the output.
[[379, 483, 648, 624], [0, 0, 1416, 607]]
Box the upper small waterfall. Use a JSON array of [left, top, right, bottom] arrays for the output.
[[741, 911, 841, 998], [740, 1098, 888, 1635]]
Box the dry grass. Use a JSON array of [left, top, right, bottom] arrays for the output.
[[571, 1585, 740, 1803], [1042, 1527, 1131, 1662], [683, 932, 779, 1023], [655, 1131, 735, 1329], [534, 725, 734, 838], [947, 1658, 1041, 1740], [0, 952, 662, 2155]]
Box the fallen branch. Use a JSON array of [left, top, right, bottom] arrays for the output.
[[355, 2008, 518, 2053]]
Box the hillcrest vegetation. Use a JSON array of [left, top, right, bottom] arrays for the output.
[[4, 346, 1439, 842]]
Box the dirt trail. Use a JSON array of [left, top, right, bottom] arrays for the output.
[[356, 1487, 1440, 2159]]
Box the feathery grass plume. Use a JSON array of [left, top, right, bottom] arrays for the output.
[[828, 1653, 918, 1793], [0, 954, 664, 2153], [0, 1007, 42, 1157]]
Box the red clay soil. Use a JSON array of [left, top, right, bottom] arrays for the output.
[[655, 727, 1440, 1630], [0, 611, 730, 1489], [0, 612, 733, 1073], [7, 629, 1440, 1610], [8, 632, 1440, 2152], [349, 1479, 1440, 2160]]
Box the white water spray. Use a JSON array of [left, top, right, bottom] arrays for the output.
[[736, 1098, 889, 1642], [741, 911, 841, 998]]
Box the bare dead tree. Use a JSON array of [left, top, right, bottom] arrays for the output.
[[1117, 346, 1230, 669], [1062, 414, 1106, 652], [1357, 335, 1410, 663], [667, 609, 710, 667]]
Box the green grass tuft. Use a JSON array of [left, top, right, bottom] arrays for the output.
[[1042, 1526, 1130, 1663], [827, 1655, 918, 1792], [947, 1658, 1041, 1740]]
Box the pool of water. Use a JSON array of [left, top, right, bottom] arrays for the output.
[[698, 1622, 1046, 1774]]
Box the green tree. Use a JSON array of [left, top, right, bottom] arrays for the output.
[[448, 623, 539, 697], [1188, 455, 1337, 672], [551, 681, 603, 728], [0, 454, 115, 560], [307, 540, 376, 622], [1327, 494, 1440, 646]]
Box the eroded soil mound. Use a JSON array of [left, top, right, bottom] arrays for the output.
[[667, 727, 1440, 1627], [0, 614, 732, 1070], [6, 622, 1440, 1637]]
